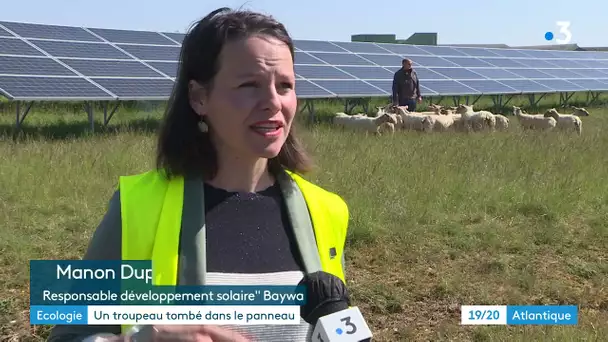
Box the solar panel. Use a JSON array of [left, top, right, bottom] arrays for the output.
[[375, 43, 432, 56], [487, 49, 531, 58], [549, 51, 582, 59], [565, 79, 608, 91], [307, 52, 374, 66], [416, 45, 469, 57], [574, 60, 608, 68], [568, 69, 608, 78], [514, 59, 560, 68], [571, 51, 598, 59], [540, 68, 590, 79], [534, 79, 585, 92], [295, 51, 325, 65], [293, 40, 345, 53], [116, 44, 181, 61], [295, 65, 355, 79], [31, 40, 131, 59], [2, 20, 608, 101], [332, 41, 389, 54], [0, 55, 75, 76], [442, 57, 496, 68], [0, 37, 44, 56], [60, 59, 164, 77], [0, 21, 101, 42], [422, 80, 480, 95], [469, 68, 522, 79], [0, 26, 12, 37], [411, 56, 458, 68], [146, 62, 178, 78], [507, 68, 554, 79], [459, 80, 519, 94], [338, 66, 394, 79], [519, 49, 561, 58], [87, 27, 176, 45], [430, 68, 487, 80], [415, 67, 449, 80], [311, 80, 387, 97], [480, 58, 526, 68], [452, 47, 502, 57], [162, 32, 186, 43], [358, 53, 402, 67], [544, 59, 587, 68], [499, 79, 553, 93], [92, 78, 175, 99], [0, 76, 113, 99], [296, 80, 335, 98]]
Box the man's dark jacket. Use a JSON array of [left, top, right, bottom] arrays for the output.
[[392, 68, 421, 105]]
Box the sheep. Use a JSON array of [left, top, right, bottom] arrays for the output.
[[493, 114, 509, 131], [428, 104, 455, 115], [543, 108, 582, 135], [512, 106, 556, 131], [568, 106, 590, 116], [455, 104, 496, 132], [333, 112, 397, 133], [452, 114, 467, 132], [421, 114, 457, 132], [376, 122, 395, 136], [379, 105, 424, 131], [399, 111, 430, 131], [374, 106, 403, 129]]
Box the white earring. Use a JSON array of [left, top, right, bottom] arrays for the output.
[[198, 120, 208, 133]]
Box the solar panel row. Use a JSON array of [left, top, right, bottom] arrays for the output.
[[1, 20, 608, 100]]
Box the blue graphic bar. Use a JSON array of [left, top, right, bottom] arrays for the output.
[[506, 305, 578, 325], [30, 306, 88, 325]]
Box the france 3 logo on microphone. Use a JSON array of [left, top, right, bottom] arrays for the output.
[[312, 306, 373, 342], [544, 21, 572, 44]]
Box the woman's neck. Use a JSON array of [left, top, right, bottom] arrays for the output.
[[208, 155, 275, 193]]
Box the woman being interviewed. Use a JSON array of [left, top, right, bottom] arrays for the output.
[[48, 6, 349, 342]]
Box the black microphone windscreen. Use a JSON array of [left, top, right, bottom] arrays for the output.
[[298, 271, 350, 325]]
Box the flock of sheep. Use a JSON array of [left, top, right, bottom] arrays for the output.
[[332, 104, 590, 136]]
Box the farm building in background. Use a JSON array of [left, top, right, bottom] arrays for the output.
[[351, 33, 608, 51]]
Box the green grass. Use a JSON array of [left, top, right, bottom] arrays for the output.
[[1, 98, 607, 341]]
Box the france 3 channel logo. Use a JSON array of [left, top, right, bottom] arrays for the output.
[[544, 21, 572, 44], [460, 305, 578, 326]]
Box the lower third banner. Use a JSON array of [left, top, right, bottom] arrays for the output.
[[30, 305, 301, 325]]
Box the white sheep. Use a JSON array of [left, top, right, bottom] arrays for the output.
[[512, 106, 556, 131], [455, 104, 496, 132], [400, 112, 429, 131], [422, 114, 457, 132], [427, 104, 456, 115], [381, 105, 427, 131], [543, 108, 582, 135], [493, 114, 509, 131], [333, 112, 397, 133]]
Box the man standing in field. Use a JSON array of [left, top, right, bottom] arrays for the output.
[[392, 58, 423, 111]]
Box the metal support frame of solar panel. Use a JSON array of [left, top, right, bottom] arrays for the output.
[[1, 20, 608, 105]]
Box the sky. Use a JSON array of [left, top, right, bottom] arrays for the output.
[[2, 0, 606, 47]]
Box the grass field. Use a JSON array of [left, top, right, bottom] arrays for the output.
[[1, 97, 607, 341]]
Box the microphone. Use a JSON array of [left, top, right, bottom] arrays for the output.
[[298, 271, 373, 342]]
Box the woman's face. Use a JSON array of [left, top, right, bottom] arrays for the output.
[[192, 35, 297, 162]]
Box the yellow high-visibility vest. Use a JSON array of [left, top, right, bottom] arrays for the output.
[[117, 169, 349, 334]]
